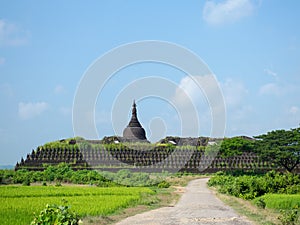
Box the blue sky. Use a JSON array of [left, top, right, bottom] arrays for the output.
[[1, 0, 300, 165]]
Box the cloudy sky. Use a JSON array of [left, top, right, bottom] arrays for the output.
[[1, 0, 300, 165]]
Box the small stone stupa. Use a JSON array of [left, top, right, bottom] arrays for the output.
[[123, 100, 147, 142]]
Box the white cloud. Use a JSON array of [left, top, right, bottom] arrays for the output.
[[173, 75, 228, 107], [173, 75, 247, 112], [264, 68, 278, 78], [0, 19, 29, 47], [289, 106, 299, 115], [259, 83, 282, 96], [172, 75, 227, 137], [218, 78, 255, 136], [54, 85, 65, 94], [220, 78, 253, 126], [18, 102, 49, 120], [0, 57, 5, 65], [59, 106, 71, 116], [221, 78, 248, 108], [173, 75, 207, 107], [203, 0, 255, 26], [281, 106, 300, 129]]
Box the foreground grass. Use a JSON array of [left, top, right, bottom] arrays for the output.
[[0, 185, 154, 225], [208, 171, 300, 225], [214, 190, 280, 225], [212, 189, 300, 225], [254, 194, 300, 210], [82, 174, 205, 225], [0, 173, 204, 225]]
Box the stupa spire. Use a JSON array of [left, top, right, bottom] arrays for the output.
[[128, 100, 142, 128], [132, 100, 137, 117], [123, 100, 147, 141]]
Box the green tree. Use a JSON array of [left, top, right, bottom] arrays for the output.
[[219, 137, 254, 158], [254, 127, 300, 172]]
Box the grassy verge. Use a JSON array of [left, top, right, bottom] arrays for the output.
[[254, 194, 300, 210], [82, 187, 176, 225], [213, 189, 281, 225]]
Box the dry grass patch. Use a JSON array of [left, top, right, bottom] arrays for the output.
[[214, 190, 281, 225], [81, 186, 182, 225]]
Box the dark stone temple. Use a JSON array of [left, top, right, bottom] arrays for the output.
[[15, 100, 299, 173], [122, 100, 148, 142]]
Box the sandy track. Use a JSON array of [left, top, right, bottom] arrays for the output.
[[115, 178, 253, 225]]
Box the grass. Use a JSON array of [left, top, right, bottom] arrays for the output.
[[254, 194, 300, 210], [0, 174, 201, 225], [81, 175, 202, 225], [6, 174, 292, 225], [213, 189, 280, 225], [213, 190, 300, 225], [0, 185, 154, 225]]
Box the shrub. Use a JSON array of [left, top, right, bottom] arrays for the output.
[[22, 178, 31, 186], [30, 203, 81, 225], [278, 208, 299, 225], [208, 171, 300, 200], [258, 194, 300, 210], [157, 181, 170, 188], [254, 198, 266, 209]]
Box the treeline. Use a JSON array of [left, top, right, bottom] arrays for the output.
[[1, 163, 168, 187]]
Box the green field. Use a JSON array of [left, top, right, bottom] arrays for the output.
[[0, 185, 154, 225], [254, 194, 300, 210]]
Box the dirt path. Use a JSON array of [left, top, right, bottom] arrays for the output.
[[115, 178, 253, 225]]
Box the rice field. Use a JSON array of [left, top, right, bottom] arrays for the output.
[[0, 185, 154, 225], [255, 194, 300, 210]]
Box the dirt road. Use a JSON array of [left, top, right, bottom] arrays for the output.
[[115, 178, 253, 225]]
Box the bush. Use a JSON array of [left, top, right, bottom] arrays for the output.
[[22, 178, 31, 186], [208, 171, 300, 200], [278, 208, 299, 225], [30, 202, 81, 225], [254, 198, 266, 209], [6, 164, 168, 187], [157, 181, 170, 188], [101, 169, 164, 187]]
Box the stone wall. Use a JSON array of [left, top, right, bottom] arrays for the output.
[[15, 145, 300, 173]]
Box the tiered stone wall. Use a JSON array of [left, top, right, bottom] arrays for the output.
[[16, 145, 300, 173], [16, 147, 88, 170]]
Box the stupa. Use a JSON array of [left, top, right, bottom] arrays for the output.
[[123, 100, 147, 142]]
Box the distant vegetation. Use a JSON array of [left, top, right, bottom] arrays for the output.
[[1, 163, 168, 187], [208, 171, 300, 224]]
